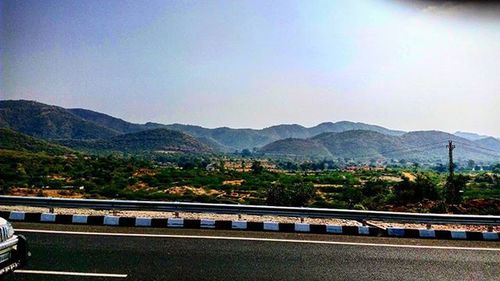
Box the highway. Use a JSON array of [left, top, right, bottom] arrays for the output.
[[5, 223, 500, 281]]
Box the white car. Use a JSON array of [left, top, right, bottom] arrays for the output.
[[0, 217, 29, 276]]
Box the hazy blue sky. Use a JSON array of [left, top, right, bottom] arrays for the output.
[[2, 0, 499, 136]]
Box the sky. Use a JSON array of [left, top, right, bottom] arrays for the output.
[[1, 0, 499, 136]]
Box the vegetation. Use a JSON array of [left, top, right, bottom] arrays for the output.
[[0, 100, 117, 139], [0, 128, 74, 155], [0, 148, 498, 214], [57, 128, 213, 154]]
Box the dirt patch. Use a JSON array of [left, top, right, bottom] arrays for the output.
[[313, 184, 343, 188], [132, 168, 157, 177], [46, 175, 67, 180], [166, 186, 222, 196], [223, 179, 245, 186], [8, 187, 84, 198], [126, 183, 157, 192], [378, 176, 402, 182], [401, 172, 416, 181]]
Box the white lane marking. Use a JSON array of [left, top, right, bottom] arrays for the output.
[[16, 228, 500, 252], [14, 269, 127, 278]]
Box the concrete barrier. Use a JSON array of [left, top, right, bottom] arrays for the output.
[[103, 215, 120, 226], [9, 211, 25, 221], [263, 221, 279, 231], [40, 213, 56, 222], [482, 232, 499, 241], [168, 218, 184, 228], [294, 223, 310, 232], [419, 229, 436, 238], [200, 219, 215, 228], [232, 221, 247, 230], [358, 226, 370, 235], [2, 211, 497, 241]]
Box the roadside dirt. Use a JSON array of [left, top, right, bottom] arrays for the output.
[[367, 221, 499, 232]]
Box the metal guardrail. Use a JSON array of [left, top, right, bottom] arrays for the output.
[[0, 195, 498, 225]]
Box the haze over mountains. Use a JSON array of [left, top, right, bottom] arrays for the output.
[[1, 100, 499, 163]]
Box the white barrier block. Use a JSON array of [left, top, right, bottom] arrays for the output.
[[295, 223, 310, 232], [40, 213, 56, 222], [450, 231, 467, 240], [168, 218, 184, 227], [232, 221, 247, 230], [263, 221, 279, 231], [387, 227, 405, 237], [482, 232, 499, 241], [419, 229, 435, 238], [200, 219, 215, 228], [135, 217, 152, 227], [9, 211, 25, 221], [358, 226, 370, 235], [104, 215, 120, 226], [326, 224, 343, 234], [72, 215, 88, 224]]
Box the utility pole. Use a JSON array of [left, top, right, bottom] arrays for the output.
[[445, 140, 457, 204], [447, 140, 455, 178]]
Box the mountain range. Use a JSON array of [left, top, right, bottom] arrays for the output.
[[260, 130, 500, 163], [1, 100, 499, 163]]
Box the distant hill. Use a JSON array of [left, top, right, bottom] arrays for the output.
[[58, 128, 212, 154], [312, 130, 405, 159], [68, 108, 148, 134], [166, 121, 405, 151], [308, 121, 405, 137], [260, 130, 403, 160], [259, 121, 404, 144], [474, 137, 500, 153], [398, 131, 499, 163], [68, 108, 168, 134], [454, 131, 491, 141], [0, 100, 118, 140], [260, 138, 332, 158], [164, 124, 274, 151], [260, 124, 312, 140], [261, 130, 500, 163], [0, 128, 74, 155]]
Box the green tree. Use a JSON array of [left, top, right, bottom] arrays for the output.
[[241, 149, 252, 157], [444, 174, 468, 204], [467, 160, 475, 170], [266, 184, 287, 206], [251, 161, 264, 174], [413, 173, 439, 200], [289, 183, 315, 207], [393, 174, 438, 203]]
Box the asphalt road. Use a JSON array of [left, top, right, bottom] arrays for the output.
[[4, 223, 500, 281]]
